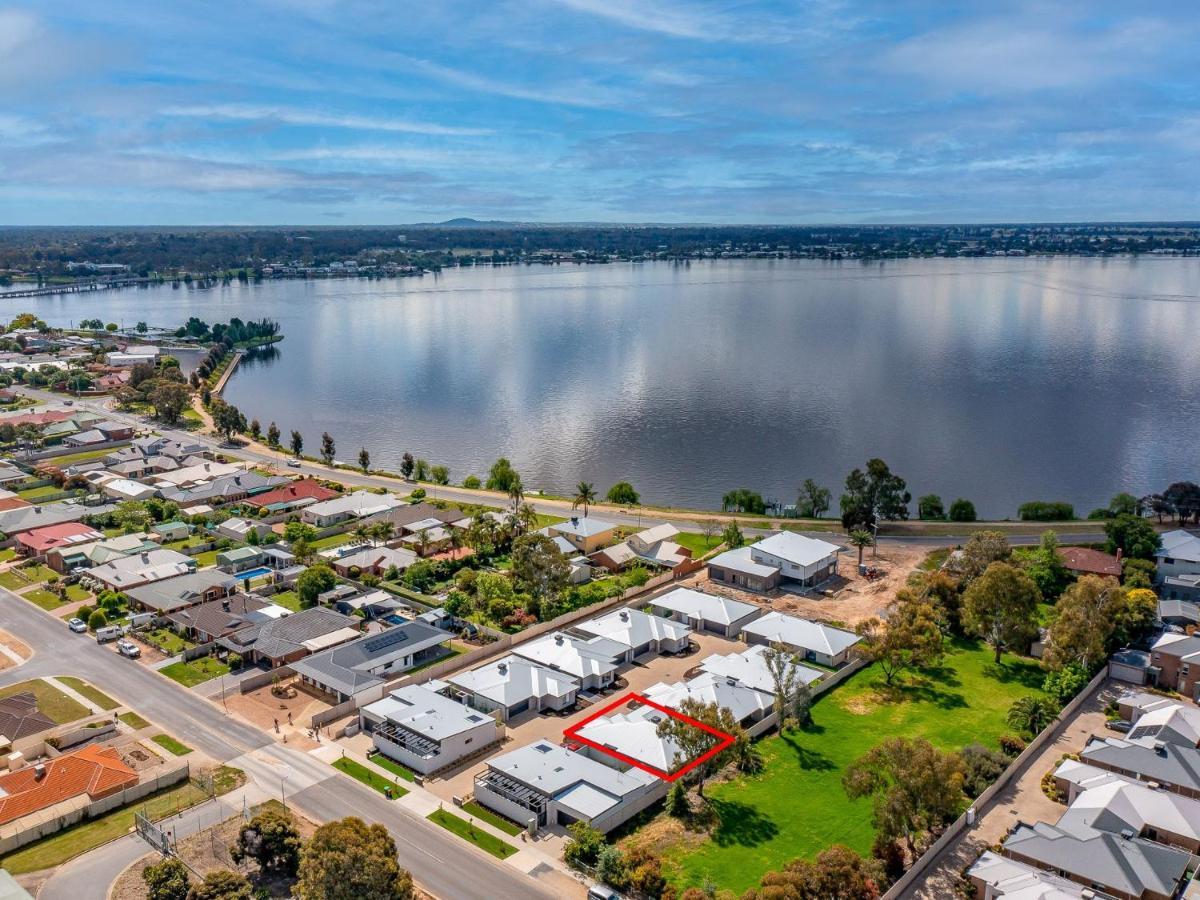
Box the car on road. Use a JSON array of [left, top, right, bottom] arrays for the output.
[[587, 887, 621, 900], [116, 639, 141, 659], [62, 399, 74, 405], [67, 617, 88, 633], [287, 459, 301, 468]]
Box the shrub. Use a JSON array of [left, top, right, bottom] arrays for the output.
[[918, 494, 945, 520], [1018, 501, 1074, 521], [563, 821, 604, 869], [87, 610, 108, 631], [665, 781, 689, 818], [961, 743, 1010, 797], [998, 734, 1027, 757], [949, 498, 977, 522], [1043, 663, 1092, 705], [410, 488, 426, 500]]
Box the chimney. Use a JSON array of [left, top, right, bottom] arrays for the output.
[[222, 598, 230, 611], [497, 662, 507, 674], [33, 763, 46, 781], [1115, 547, 1123, 565]]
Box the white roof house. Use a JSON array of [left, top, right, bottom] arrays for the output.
[[741, 612, 861, 666], [475, 739, 661, 833], [572, 608, 691, 658], [151, 460, 242, 488], [643, 672, 774, 729], [511, 632, 622, 689], [647, 587, 762, 637], [301, 490, 402, 526], [574, 703, 686, 775], [1059, 780, 1200, 847], [361, 683, 502, 775], [86, 548, 195, 590], [699, 644, 823, 696], [100, 478, 158, 502], [1157, 529, 1200, 564], [706, 546, 779, 579], [1127, 702, 1200, 748], [752, 531, 842, 569], [364, 683, 493, 742], [967, 851, 1091, 900], [1052, 758, 1135, 803], [551, 517, 617, 539], [447, 655, 579, 720]]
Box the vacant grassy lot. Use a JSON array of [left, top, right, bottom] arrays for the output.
[[39, 447, 113, 466], [191, 549, 220, 568], [16, 485, 65, 502], [151, 734, 193, 756], [0, 566, 54, 590], [0, 767, 244, 874], [656, 639, 1048, 894], [160, 657, 230, 688], [427, 809, 517, 859], [57, 676, 120, 711], [461, 800, 524, 836], [675, 531, 719, 558], [332, 757, 408, 797], [0, 679, 88, 723]]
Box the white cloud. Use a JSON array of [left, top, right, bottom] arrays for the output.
[[546, 0, 787, 43], [159, 103, 491, 136], [0, 8, 40, 56]]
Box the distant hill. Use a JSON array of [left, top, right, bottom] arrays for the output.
[[415, 217, 523, 228]]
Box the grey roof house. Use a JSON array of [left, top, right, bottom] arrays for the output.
[[290, 622, 452, 703]]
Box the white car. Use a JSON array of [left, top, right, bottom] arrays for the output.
[[287, 459, 302, 468], [67, 617, 88, 633], [116, 639, 141, 659]]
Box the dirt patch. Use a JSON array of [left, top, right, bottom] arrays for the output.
[[121, 742, 164, 772], [838, 693, 881, 716], [225, 677, 332, 743], [0, 629, 32, 669]]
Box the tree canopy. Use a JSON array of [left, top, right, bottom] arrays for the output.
[[840, 458, 911, 530], [295, 817, 414, 900]]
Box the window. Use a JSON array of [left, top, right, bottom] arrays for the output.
[[465, 738, 473, 745]]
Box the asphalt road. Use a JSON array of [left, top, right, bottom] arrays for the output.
[[0, 593, 559, 900]]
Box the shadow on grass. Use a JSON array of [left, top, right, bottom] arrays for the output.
[[876, 677, 968, 711], [708, 798, 779, 848], [779, 729, 837, 772], [983, 658, 1045, 690]]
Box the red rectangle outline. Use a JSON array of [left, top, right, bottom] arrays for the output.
[[562, 692, 735, 782]]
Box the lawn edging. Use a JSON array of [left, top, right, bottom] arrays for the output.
[[879, 667, 1109, 899], [426, 808, 517, 859]]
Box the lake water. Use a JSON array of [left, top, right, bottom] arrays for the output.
[[12, 258, 1200, 518]]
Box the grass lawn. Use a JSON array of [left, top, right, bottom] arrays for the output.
[[39, 447, 113, 466], [310, 532, 356, 551], [16, 485, 64, 501], [56, 676, 120, 711], [164, 536, 209, 551], [160, 657, 230, 688], [64, 583, 91, 601], [151, 734, 193, 756], [407, 646, 463, 675], [142, 627, 195, 655], [675, 531, 719, 557], [367, 753, 417, 782], [920, 547, 952, 571], [0, 679, 88, 723], [0, 767, 244, 875], [427, 809, 517, 859], [119, 711, 150, 729], [332, 757, 408, 797], [657, 639, 1048, 894], [461, 800, 525, 836], [22, 589, 66, 610], [0, 566, 53, 590], [269, 590, 306, 612], [0, 548, 16, 563], [192, 549, 220, 568], [533, 513, 566, 529]]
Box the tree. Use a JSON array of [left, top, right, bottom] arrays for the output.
[[763, 643, 814, 728], [750, 845, 883, 900], [572, 481, 597, 517], [266, 421, 280, 447], [840, 458, 911, 530], [105, 322, 118, 332], [1122, 557, 1156, 589], [949, 498, 977, 522], [357, 447, 370, 473], [957, 530, 1012, 585], [797, 478, 831, 519], [414, 458, 429, 481], [918, 494, 945, 520], [842, 738, 964, 854], [430, 464, 449, 485], [148, 381, 191, 424], [722, 488, 765, 514], [113, 499, 153, 532], [486, 456, 520, 492], [1012, 531, 1071, 601], [462, 475, 481, 489], [563, 821, 606, 869], [1043, 575, 1123, 671], [1163, 481, 1200, 523], [1104, 514, 1160, 560], [606, 481, 639, 505], [960, 743, 1009, 798], [232, 807, 302, 876], [700, 518, 720, 546], [1043, 663, 1092, 705], [283, 521, 318, 543], [400, 452, 415, 479], [961, 562, 1041, 663], [142, 856, 190, 900], [186, 870, 252, 900], [290, 430, 303, 457], [721, 521, 744, 549], [297, 564, 337, 607], [320, 432, 335, 466], [1112, 587, 1158, 650], [655, 698, 744, 797], [1006, 695, 1058, 737], [849, 529, 873, 568], [295, 817, 414, 900], [210, 400, 246, 441], [136, 320, 148, 333], [855, 592, 944, 685], [1110, 492, 1138, 516], [511, 533, 570, 605]]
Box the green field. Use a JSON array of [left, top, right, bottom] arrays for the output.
[[0, 566, 53, 590], [0, 679, 88, 723], [310, 532, 356, 551], [191, 549, 220, 567], [461, 800, 524, 836], [674, 531, 720, 557], [427, 809, 518, 859], [159, 656, 230, 687], [151, 734, 193, 756], [16, 485, 66, 502], [332, 757, 408, 797], [0, 548, 17, 563], [658, 639, 1048, 894], [64, 583, 91, 601], [56, 676, 120, 711], [39, 448, 114, 466]]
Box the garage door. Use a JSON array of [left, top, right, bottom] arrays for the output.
[[508, 699, 530, 717]]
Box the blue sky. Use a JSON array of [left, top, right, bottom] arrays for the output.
[[2, 1, 1198, 224]]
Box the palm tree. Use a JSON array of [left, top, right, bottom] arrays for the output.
[[1006, 695, 1058, 737], [507, 477, 524, 513], [371, 522, 394, 546], [415, 527, 430, 557], [573, 481, 597, 518], [849, 529, 873, 568]]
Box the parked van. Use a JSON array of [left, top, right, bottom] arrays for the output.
[[94, 625, 123, 643]]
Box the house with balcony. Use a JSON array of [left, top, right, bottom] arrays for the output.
[[360, 683, 502, 776]]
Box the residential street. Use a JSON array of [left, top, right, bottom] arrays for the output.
[[0, 590, 566, 900]]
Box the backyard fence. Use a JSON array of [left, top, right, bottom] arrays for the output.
[[238, 665, 296, 694], [884, 668, 1111, 899]]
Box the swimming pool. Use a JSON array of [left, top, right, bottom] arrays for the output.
[[233, 566, 273, 581]]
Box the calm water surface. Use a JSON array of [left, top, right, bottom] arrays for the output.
[[13, 258, 1200, 517]]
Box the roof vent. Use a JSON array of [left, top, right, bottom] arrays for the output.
[[497, 662, 508, 674], [1119, 828, 1135, 840], [619, 610, 629, 621], [1154, 741, 1167, 756], [554, 635, 564, 645], [33, 763, 46, 781]]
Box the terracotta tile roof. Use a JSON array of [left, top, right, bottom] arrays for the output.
[[244, 478, 339, 508], [0, 498, 30, 513], [0, 411, 73, 428], [1058, 546, 1122, 578], [0, 745, 138, 825], [16, 522, 105, 554]]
